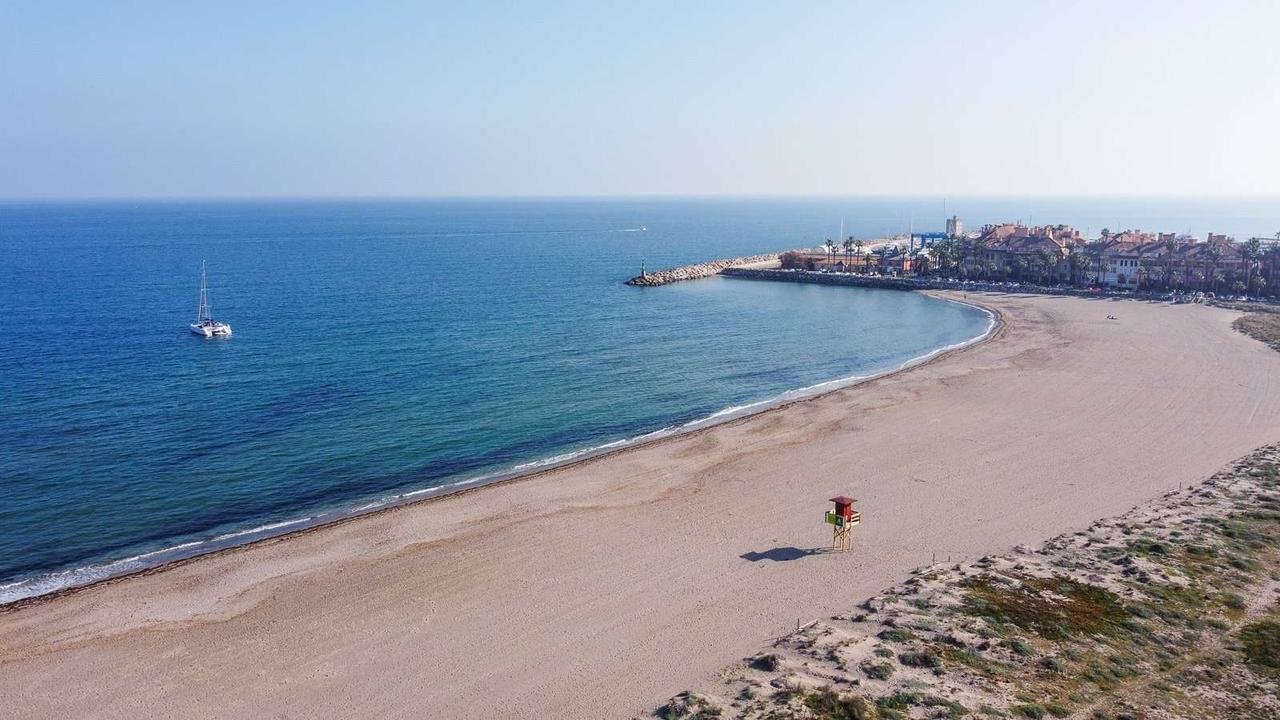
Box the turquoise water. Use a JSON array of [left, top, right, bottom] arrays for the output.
[[4, 196, 1271, 603]]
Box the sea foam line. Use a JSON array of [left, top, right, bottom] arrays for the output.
[[1, 298, 996, 607]]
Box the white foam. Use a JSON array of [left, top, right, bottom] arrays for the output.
[[211, 518, 312, 542], [0, 540, 205, 605]]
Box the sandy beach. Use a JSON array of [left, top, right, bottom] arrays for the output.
[[4, 292, 1280, 719], [665, 443, 1280, 718]]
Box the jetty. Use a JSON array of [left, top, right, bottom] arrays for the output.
[[625, 253, 781, 287]]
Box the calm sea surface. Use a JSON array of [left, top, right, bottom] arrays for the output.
[[2, 197, 1276, 602]]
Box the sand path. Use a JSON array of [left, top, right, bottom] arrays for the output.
[[3, 292, 1279, 719]]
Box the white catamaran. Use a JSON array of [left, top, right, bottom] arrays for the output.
[[190, 260, 232, 338]]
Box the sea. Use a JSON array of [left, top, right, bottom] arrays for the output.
[[2, 196, 1277, 603]]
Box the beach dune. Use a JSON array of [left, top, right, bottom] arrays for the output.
[[4, 293, 1280, 719]]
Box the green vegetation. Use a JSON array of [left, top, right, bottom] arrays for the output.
[[1238, 618, 1280, 673], [1010, 702, 1068, 719], [960, 575, 1128, 641], [658, 692, 723, 720], [779, 250, 810, 271], [803, 688, 876, 720], [876, 628, 915, 643], [873, 691, 965, 718], [860, 662, 894, 681], [896, 648, 943, 669]]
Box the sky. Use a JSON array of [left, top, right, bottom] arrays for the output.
[[2, 1, 1279, 198]]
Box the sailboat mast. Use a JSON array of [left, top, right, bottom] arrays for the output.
[[198, 260, 211, 322]]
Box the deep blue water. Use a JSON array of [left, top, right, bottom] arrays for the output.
[[1, 197, 1275, 602]]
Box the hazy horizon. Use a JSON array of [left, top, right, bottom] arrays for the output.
[[4, 1, 1279, 199], [5, 193, 1280, 203]]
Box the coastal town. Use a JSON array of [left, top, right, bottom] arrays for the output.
[[785, 219, 1280, 299]]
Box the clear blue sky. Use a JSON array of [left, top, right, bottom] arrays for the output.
[[3, 1, 1278, 198]]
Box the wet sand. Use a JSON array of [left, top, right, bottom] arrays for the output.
[[4, 293, 1280, 719]]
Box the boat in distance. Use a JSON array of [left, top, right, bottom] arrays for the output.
[[190, 260, 232, 338]]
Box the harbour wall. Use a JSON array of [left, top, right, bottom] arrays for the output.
[[720, 268, 939, 290], [721, 268, 1146, 299]]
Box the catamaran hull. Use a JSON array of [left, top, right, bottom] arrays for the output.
[[190, 323, 231, 338]]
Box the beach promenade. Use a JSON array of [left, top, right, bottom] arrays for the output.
[[4, 293, 1280, 719]]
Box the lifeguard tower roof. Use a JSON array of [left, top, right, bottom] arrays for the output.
[[829, 496, 855, 505]]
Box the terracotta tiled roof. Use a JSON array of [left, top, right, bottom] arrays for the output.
[[976, 224, 1079, 256], [1089, 239, 1244, 263], [1176, 242, 1242, 262]]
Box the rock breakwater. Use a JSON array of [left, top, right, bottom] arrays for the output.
[[625, 253, 781, 286]]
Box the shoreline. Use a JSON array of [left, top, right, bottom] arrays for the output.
[[0, 288, 1001, 611], [6, 292, 1280, 718]]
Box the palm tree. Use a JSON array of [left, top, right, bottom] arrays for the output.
[[1011, 257, 1029, 282], [1097, 256, 1112, 287], [1205, 242, 1224, 292], [824, 238, 835, 267], [1242, 238, 1263, 294], [1138, 257, 1158, 291], [931, 238, 950, 277], [1068, 250, 1091, 286], [842, 237, 855, 271], [942, 238, 964, 278], [1162, 237, 1179, 288], [979, 259, 996, 281], [1266, 244, 1280, 297], [1034, 248, 1056, 285], [1225, 267, 1242, 290], [956, 238, 975, 278]]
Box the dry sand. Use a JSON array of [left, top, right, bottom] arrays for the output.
[[668, 444, 1280, 718], [3, 293, 1280, 719]]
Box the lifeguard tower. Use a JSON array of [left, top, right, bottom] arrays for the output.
[[825, 496, 861, 552]]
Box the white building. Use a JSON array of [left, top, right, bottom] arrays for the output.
[[945, 215, 964, 238]]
